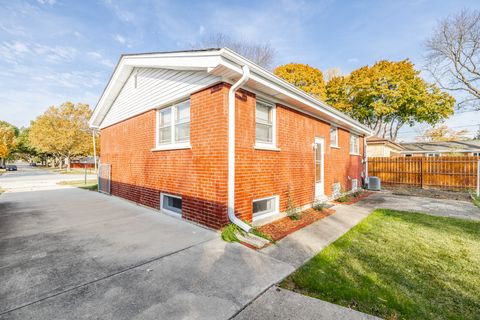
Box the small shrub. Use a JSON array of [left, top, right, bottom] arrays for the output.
[[286, 185, 300, 220], [313, 201, 327, 211], [221, 224, 243, 242], [351, 190, 363, 198], [336, 195, 351, 203]]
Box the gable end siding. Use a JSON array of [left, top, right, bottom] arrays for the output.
[[100, 67, 221, 129]]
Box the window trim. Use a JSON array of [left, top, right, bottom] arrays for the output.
[[349, 133, 360, 155], [153, 99, 191, 151], [160, 193, 182, 217], [254, 99, 277, 150], [330, 126, 339, 148], [351, 179, 358, 191], [252, 195, 279, 222]]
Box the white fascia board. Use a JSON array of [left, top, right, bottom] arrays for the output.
[[218, 49, 372, 136]]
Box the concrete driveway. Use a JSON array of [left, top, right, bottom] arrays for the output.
[[0, 165, 293, 319]]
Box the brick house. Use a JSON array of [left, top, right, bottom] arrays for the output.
[[89, 48, 371, 231]]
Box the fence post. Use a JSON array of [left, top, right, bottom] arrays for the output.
[[477, 159, 479, 197], [420, 157, 424, 189]]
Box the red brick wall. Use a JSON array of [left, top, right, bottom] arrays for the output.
[[234, 90, 364, 222], [100, 84, 230, 229], [100, 82, 364, 229]]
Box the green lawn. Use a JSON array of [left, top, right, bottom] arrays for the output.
[[58, 179, 98, 191], [281, 209, 480, 320]]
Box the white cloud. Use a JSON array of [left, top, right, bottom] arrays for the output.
[[37, 0, 57, 5], [87, 51, 103, 59], [114, 34, 126, 44], [102, 0, 136, 23], [0, 24, 29, 37], [32, 44, 77, 62], [347, 58, 358, 63], [87, 51, 115, 68]]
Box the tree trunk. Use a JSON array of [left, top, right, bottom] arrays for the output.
[[66, 156, 71, 171]]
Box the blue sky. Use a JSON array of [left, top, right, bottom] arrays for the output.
[[0, 0, 479, 141]]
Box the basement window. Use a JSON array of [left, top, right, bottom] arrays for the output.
[[252, 195, 279, 221], [161, 193, 182, 216]]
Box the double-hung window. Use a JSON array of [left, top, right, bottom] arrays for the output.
[[156, 100, 190, 149], [255, 100, 276, 148], [330, 126, 338, 147], [350, 133, 359, 155]]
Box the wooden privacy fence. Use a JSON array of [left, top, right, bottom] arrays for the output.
[[368, 156, 480, 191]]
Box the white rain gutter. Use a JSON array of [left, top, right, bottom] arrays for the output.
[[228, 65, 251, 232]]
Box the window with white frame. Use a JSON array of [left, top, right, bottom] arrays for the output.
[[351, 179, 358, 191], [156, 100, 190, 148], [426, 153, 440, 157], [474, 152, 480, 156], [252, 196, 278, 220], [332, 182, 341, 197], [161, 193, 182, 216], [330, 126, 338, 147], [255, 100, 275, 147], [350, 133, 359, 154]]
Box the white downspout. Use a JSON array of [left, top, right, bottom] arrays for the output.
[[228, 65, 251, 232]]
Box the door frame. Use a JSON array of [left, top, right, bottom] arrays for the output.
[[314, 137, 325, 199]]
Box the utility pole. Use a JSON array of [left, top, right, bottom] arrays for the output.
[[92, 129, 97, 174]]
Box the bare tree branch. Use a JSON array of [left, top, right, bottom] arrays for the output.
[[195, 33, 276, 70], [425, 9, 480, 110]]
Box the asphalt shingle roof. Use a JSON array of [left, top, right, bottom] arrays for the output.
[[400, 140, 480, 152]]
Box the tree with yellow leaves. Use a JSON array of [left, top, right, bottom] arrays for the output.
[[29, 102, 95, 170], [0, 121, 18, 167], [326, 60, 455, 141], [274, 63, 326, 100], [416, 124, 470, 142]]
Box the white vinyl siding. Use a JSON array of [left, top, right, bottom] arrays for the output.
[[101, 67, 220, 129], [350, 133, 360, 155]]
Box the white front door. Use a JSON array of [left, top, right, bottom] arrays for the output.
[[314, 137, 325, 199]]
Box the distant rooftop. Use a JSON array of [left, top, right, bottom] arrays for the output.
[[400, 140, 480, 152]]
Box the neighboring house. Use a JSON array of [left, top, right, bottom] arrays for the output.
[[400, 140, 480, 157], [89, 48, 371, 230], [367, 136, 404, 157]]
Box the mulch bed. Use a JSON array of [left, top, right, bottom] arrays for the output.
[[331, 191, 373, 205], [257, 208, 336, 242]]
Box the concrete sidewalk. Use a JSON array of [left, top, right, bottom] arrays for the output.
[[360, 191, 480, 220], [261, 203, 371, 267], [234, 287, 381, 320]]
